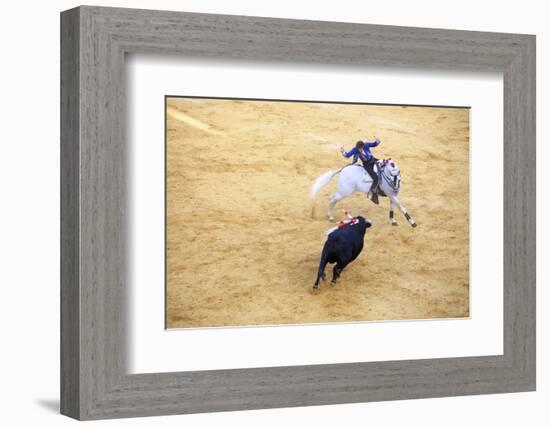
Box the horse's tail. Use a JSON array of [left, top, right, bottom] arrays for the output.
[[310, 168, 343, 198]]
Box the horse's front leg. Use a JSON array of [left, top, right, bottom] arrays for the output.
[[389, 195, 417, 228], [389, 198, 398, 226]]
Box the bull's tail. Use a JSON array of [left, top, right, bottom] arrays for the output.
[[310, 168, 342, 198], [313, 244, 330, 289]]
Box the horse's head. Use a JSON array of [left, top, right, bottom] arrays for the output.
[[379, 158, 401, 193], [380, 157, 400, 177]]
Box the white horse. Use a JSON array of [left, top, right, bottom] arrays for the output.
[[311, 158, 417, 227]]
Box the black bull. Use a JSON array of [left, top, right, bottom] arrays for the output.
[[313, 216, 372, 289]]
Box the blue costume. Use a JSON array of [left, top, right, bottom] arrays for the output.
[[341, 139, 381, 204], [342, 139, 380, 164]]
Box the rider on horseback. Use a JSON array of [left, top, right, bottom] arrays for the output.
[[340, 137, 381, 204]]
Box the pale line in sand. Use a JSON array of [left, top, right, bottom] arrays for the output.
[[305, 133, 341, 148], [305, 133, 333, 143], [167, 106, 225, 136]]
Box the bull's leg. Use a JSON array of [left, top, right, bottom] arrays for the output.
[[389, 198, 398, 226], [313, 271, 327, 290], [313, 247, 330, 290], [390, 195, 417, 228], [331, 263, 345, 284]]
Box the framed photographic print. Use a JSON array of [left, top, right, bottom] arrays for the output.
[[61, 6, 535, 420]]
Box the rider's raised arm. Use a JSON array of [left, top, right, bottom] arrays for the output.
[[342, 147, 357, 159], [363, 138, 381, 148]]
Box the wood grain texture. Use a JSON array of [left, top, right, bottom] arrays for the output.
[[60, 6, 536, 420], [60, 7, 80, 419]]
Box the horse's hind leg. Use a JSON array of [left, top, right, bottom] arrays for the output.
[[327, 193, 344, 222]]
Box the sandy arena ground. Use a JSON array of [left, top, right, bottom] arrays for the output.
[[166, 97, 469, 329]]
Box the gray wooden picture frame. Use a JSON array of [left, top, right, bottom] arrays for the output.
[[60, 5, 536, 421]]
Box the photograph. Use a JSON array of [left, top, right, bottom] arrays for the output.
[[48, 2, 537, 422], [165, 96, 470, 329]]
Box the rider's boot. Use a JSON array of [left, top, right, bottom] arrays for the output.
[[370, 181, 380, 205]]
